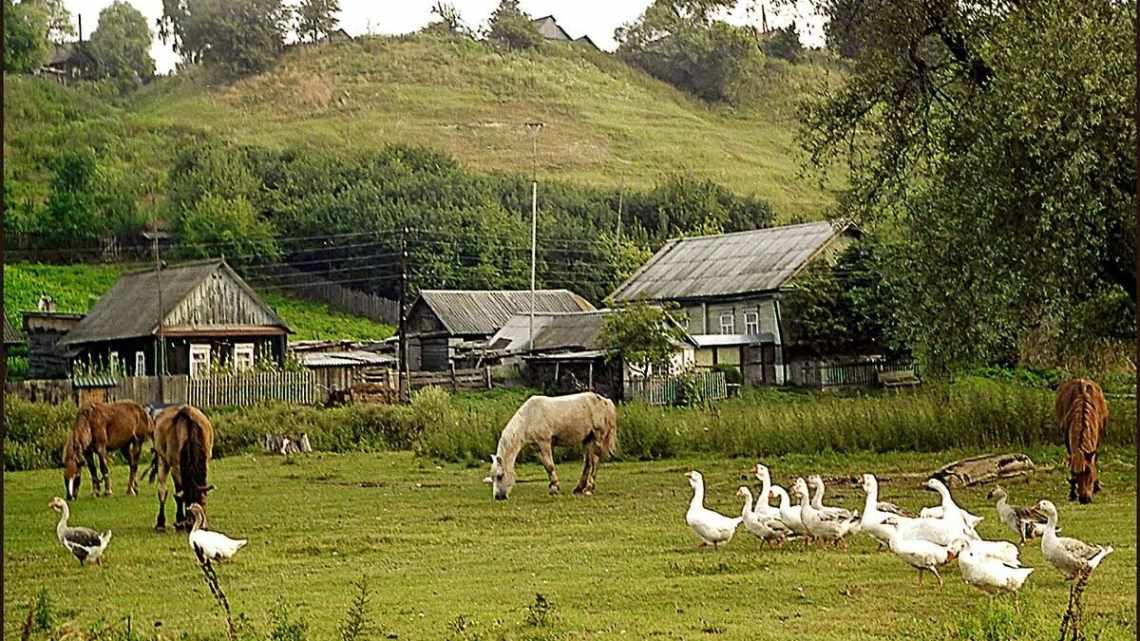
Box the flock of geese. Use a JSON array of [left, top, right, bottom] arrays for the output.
[[48, 496, 247, 566], [685, 464, 1115, 595]]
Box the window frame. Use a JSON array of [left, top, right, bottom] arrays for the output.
[[233, 343, 255, 372], [135, 351, 146, 376], [719, 312, 735, 335], [189, 344, 211, 378], [744, 310, 760, 335]]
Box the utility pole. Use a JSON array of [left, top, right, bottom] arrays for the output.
[[143, 230, 170, 404], [616, 179, 624, 243], [398, 228, 409, 403], [525, 121, 544, 352]]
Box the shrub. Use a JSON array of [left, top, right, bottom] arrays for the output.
[[4, 396, 75, 471], [711, 364, 742, 385]]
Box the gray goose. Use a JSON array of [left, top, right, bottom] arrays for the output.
[[987, 486, 1049, 544], [49, 497, 111, 566]]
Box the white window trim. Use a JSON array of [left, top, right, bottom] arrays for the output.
[[233, 343, 255, 371], [744, 311, 760, 335], [190, 344, 211, 378], [135, 351, 146, 376], [719, 312, 735, 335]]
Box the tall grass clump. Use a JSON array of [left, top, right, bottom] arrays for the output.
[[4, 396, 75, 471], [414, 387, 520, 467]]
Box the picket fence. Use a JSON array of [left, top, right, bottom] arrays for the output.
[[9, 372, 322, 408], [796, 360, 920, 390], [625, 371, 727, 406]]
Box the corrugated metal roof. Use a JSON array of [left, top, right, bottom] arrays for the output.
[[690, 334, 773, 347], [60, 259, 289, 346], [4, 317, 22, 344], [417, 290, 595, 336], [72, 374, 119, 388], [524, 349, 610, 361], [610, 221, 857, 302], [299, 351, 395, 368]]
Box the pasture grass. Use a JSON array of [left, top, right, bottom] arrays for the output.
[[4, 446, 1135, 640]]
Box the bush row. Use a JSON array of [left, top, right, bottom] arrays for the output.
[[6, 379, 1133, 472]]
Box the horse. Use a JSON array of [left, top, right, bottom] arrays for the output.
[[148, 404, 215, 531], [488, 392, 617, 501], [62, 401, 153, 500], [1055, 378, 1108, 504]]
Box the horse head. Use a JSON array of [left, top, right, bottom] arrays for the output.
[[489, 455, 515, 501], [63, 457, 82, 501], [1071, 452, 1097, 504]]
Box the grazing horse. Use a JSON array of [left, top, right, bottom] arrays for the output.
[[149, 404, 214, 531], [488, 392, 617, 501], [63, 401, 152, 500], [1055, 378, 1108, 504]]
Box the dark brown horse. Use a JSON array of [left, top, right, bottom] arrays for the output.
[[63, 401, 153, 500], [1055, 378, 1108, 504], [149, 405, 214, 531]]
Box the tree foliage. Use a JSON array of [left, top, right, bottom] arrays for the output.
[[761, 22, 802, 62], [158, 0, 290, 74], [485, 0, 542, 50], [616, 0, 765, 103], [4, 0, 49, 72], [39, 148, 145, 244], [599, 302, 688, 372], [295, 0, 339, 43], [89, 1, 155, 89], [423, 2, 469, 37], [795, 0, 1136, 370]]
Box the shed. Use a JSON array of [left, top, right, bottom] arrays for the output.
[[41, 42, 98, 82], [299, 350, 395, 395], [406, 289, 594, 371], [23, 312, 85, 378], [58, 259, 291, 379]]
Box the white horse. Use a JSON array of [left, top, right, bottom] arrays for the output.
[[487, 392, 618, 501]]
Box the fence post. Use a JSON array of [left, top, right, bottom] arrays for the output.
[[484, 364, 492, 389], [449, 363, 457, 393]]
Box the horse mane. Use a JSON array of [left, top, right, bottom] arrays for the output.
[[177, 407, 210, 506], [1061, 379, 1106, 475], [64, 407, 96, 464], [595, 395, 618, 458], [495, 402, 532, 466]]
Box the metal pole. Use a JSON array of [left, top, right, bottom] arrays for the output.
[[153, 235, 165, 404], [616, 181, 624, 242], [398, 228, 408, 403], [526, 122, 543, 352]]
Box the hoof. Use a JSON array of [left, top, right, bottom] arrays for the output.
[[155, 524, 166, 533], [572, 487, 585, 495], [548, 486, 560, 495]]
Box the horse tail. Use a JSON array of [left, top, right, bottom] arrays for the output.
[[64, 406, 95, 464], [146, 447, 160, 483], [596, 395, 618, 459], [177, 407, 209, 505]]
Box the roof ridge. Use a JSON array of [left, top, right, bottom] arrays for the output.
[[122, 257, 224, 276], [662, 220, 836, 244]]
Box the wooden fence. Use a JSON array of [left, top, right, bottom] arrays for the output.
[[796, 360, 920, 390], [625, 371, 728, 406], [8, 372, 321, 408], [246, 266, 399, 324], [409, 366, 493, 391]]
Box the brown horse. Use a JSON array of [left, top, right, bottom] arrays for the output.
[[1055, 378, 1109, 504], [63, 401, 153, 500], [149, 405, 214, 532]]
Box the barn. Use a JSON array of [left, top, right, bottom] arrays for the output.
[[406, 289, 595, 371], [57, 259, 291, 377]]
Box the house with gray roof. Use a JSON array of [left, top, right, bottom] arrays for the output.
[[609, 221, 861, 386], [58, 259, 291, 378], [530, 15, 601, 50], [406, 289, 595, 371]]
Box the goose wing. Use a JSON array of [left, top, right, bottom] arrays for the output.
[[876, 501, 908, 517], [63, 526, 104, 549], [1012, 504, 1049, 525], [1058, 536, 1105, 561]]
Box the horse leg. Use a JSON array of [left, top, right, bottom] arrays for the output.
[[174, 476, 188, 531], [125, 440, 142, 496], [536, 440, 560, 495], [155, 463, 169, 532], [582, 442, 602, 495], [84, 451, 101, 497], [572, 443, 592, 495], [96, 444, 112, 496]]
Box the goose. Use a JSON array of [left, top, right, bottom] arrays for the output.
[[769, 485, 807, 537], [958, 542, 1034, 595], [884, 518, 966, 587], [859, 474, 916, 548], [794, 477, 858, 548], [1036, 500, 1113, 580], [987, 486, 1049, 545], [807, 475, 859, 521], [920, 504, 984, 530], [48, 497, 111, 566], [737, 487, 792, 546], [684, 471, 742, 549], [751, 464, 783, 521], [923, 478, 981, 537], [187, 504, 248, 563]]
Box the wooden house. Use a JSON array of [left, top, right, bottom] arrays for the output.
[[609, 221, 864, 386], [41, 42, 98, 83], [530, 15, 601, 50], [58, 259, 291, 378], [406, 289, 594, 371], [23, 312, 85, 378]]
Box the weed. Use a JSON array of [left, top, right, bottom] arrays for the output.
[[524, 594, 555, 628], [336, 577, 372, 641], [33, 587, 55, 633]]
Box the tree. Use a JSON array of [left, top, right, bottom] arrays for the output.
[[158, 0, 290, 74], [821, 0, 863, 59], [23, 0, 73, 43], [296, 0, 339, 43], [423, 2, 469, 37], [89, 1, 155, 88], [599, 303, 688, 373], [794, 0, 1135, 370], [761, 22, 801, 62], [485, 0, 542, 50], [616, 0, 764, 103], [4, 0, 49, 72]]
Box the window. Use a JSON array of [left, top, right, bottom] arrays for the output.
[[719, 312, 735, 335], [233, 343, 254, 371], [135, 351, 146, 376], [744, 311, 760, 335], [679, 315, 690, 331], [189, 344, 211, 378]]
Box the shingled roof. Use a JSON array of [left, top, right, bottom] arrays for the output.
[[610, 221, 859, 302], [4, 316, 22, 345], [415, 290, 595, 336], [60, 259, 289, 347]]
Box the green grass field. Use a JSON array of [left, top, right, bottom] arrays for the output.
[[5, 445, 1135, 640]]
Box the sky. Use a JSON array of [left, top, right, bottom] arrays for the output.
[[61, 0, 826, 75]]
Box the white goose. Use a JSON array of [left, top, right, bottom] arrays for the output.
[[794, 477, 859, 547], [737, 486, 792, 546], [987, 486, 1049, 545], [924, 478, 981, 536], [859, 474, 915, 548], [769, 485, 807, 537], [958, 542, 1034, 595], [884, 518, 966, 587], [684, 471, 742, 549], [49, 497, 111, 566], [1036, 500, 1113, 580], [751, 464, 783, 521], [807, 475, 859, 521], [188, 504, 248, 562]]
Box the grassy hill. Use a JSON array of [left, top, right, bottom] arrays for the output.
[[4, 263, 394, 341], [6, 35, 843, 220]]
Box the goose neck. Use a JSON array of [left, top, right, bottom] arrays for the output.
[[689, 482, 705, 510]]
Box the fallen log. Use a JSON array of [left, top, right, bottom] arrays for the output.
[[930, 453, 1037, 488]]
